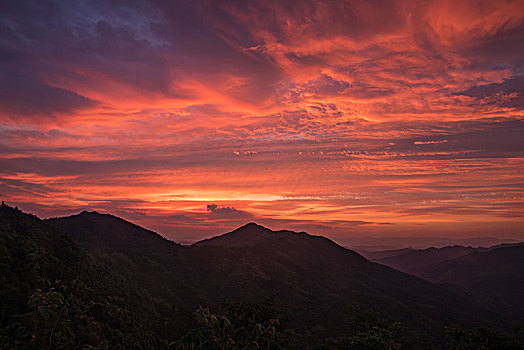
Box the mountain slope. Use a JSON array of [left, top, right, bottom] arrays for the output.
[[49, 210, 180, 253], [3, 206, 522, 347], [49, 211, 200, 307], [356, 248, 414, 260], [47, 213, 505, 341], [417, 246, 524, 317], [194, 222, 312, 248], [372, 243, 524, 277], [373, 245, 479, 275], [192, 223, 499, 334], [0, 205, 172, 348]]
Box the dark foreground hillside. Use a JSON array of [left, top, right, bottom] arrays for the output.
[[0, 204, 176, 348], [2, 205, 523, 349]]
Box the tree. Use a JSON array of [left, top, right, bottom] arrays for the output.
[[445, 326, 523, 350], [174, 299, 284, 350]]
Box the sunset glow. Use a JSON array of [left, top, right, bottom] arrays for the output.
[[1, 0, 523, 245]]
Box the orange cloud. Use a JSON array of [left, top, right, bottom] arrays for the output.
[[1, 0, 523, 244]]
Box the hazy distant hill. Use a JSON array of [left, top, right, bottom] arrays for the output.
[[417, 246, 524, 317], [371, 243, 524, 276], [357, 247, 414, 260], [371, 242, 524, 319], [373, 245, 480, 275]]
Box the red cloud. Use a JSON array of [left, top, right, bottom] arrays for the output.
[[1, 0, 523, 243]]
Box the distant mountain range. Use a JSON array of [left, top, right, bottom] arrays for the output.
[[368, 243, 524, 317], [358, 247, 415, 261], [350, 236, 519, 252], [1, 204, 523, 348]]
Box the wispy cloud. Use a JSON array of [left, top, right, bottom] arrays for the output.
[[1, 0, 523, 242]]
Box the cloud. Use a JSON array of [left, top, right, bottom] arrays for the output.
[[206, 204, 253, 218], [414, 140, 448, 145], [1, 0, 523, 243], [455, 75, 524, 109], [0, 60, 96, 123]]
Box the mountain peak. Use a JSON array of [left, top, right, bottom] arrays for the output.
[[48, 210, 179, 252], [232, 222, 270, 234], [75, 210, 129, 223], [78, 210, 105, 216], [241, 222, 266, 229], [194, 222, 303, 247], [231, 222, 268, 231]]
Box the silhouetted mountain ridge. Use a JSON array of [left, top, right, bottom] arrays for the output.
[[49, 210, 180, 254], [47, 211, 501, 337], [372, 242, 524, 275], [3, 205, 520, 348], [193, 222, 308, 247], [194, 222, 367, 261]]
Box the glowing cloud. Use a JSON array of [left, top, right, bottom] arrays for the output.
[[1, 0, 523, 244]]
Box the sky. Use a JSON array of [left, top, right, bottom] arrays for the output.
[[1, 0, 523, 247]]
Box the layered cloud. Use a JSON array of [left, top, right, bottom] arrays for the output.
[[1, 0, 523, 243]]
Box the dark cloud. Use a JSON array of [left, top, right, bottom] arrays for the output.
[[404, 119, 523, 157], [206, 204, 252, 218], [455, 75, 524, 109], [464, 23, 524, 71], [458, 76, 524, 98], [0, 0, 287, 123], [0, 67, 96, 121], [205, 0, 406, 45]]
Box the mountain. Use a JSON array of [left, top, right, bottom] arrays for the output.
[[49, 214, 499, 333], [357, 247, 414, 261], [372, 243, 524, 276], [48, 211, 200, 308], [0, 205, 173, 348], [194, 222, 311, 248], [370, 242, 524, 320], [373, 245, 479, 276], [191, 223, 501, 333], [47, 210, 182, 257], [3, 205, 521, 348], [416, 246, 524, 317], [486, 242, 524, 250]]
